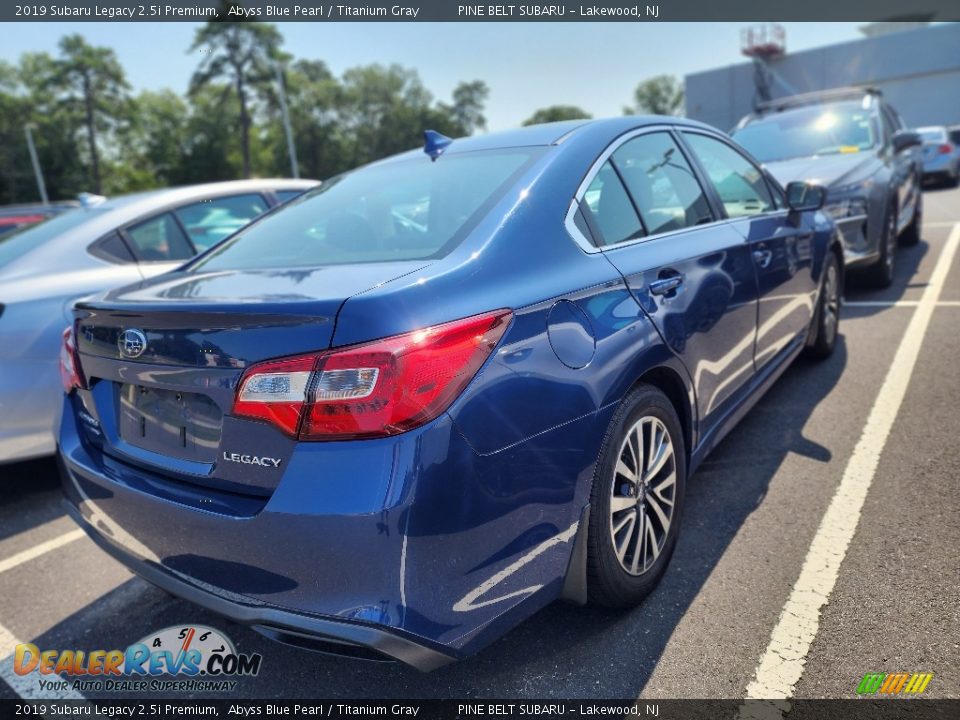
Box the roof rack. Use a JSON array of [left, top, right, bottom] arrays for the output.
[[757, 86, 882, 113]]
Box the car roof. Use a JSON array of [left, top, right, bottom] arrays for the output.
[[376, 116, 720, 164], [95, 178, 318, 214]]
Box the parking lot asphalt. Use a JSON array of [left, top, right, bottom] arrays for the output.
[[1, 183, 959, 701]]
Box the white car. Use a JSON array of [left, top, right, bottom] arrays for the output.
[[0, 179, 318, 465]]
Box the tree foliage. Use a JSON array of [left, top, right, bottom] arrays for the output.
[[624, 75, 684, 117], [522, 105, 593, 126], [0, 24, 679, 206]]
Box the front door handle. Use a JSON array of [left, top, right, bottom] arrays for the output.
[[753, 249, 773, 269], [649, 275, 684, 296]]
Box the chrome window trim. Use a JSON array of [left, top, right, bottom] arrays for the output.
[[564, 124, 785, 254]]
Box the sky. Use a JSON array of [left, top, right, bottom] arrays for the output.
[[1, 22, 869, 130]]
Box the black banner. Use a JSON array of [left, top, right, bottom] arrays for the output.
[[2, 700, 960, 720], [2, 0, 960, 23]]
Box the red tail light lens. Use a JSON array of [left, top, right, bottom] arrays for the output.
[[233, 310, 512, 440], [59, 326, 84, 394], [939, 143, 954, 155]]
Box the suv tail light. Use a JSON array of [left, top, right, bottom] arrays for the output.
[[233, 310, 512, 440], [939, 143, 954, 155], [59, 326, 85, 393]]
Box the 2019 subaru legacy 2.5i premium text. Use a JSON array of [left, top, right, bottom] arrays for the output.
[[59, 118, 843, 670]]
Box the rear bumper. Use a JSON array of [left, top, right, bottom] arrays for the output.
[[58, 389, 598, 668], [60, 494, 455, 671]]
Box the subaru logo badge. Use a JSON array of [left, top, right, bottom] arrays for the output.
[[118, 329, 148, 359]]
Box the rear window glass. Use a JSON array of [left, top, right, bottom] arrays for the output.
[[193, 149, 542, 271], [0, 208, 103, 269]]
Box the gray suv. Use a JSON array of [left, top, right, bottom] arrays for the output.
[[733, 88, 922, 287]]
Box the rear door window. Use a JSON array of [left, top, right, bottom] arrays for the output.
[[581, 161, 644, 247], [174, 194, 268, 251], [125, 213, 194, 262], [612, 132, 713, 235], [682, 133, 776, 218]]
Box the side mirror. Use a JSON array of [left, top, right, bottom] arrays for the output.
[[785, 181, 827, 212], [892, 130, 922, 153]]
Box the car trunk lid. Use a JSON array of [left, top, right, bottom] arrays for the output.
[[71, 262, 427, 494]]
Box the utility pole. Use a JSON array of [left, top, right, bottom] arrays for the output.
[[275, 62, 300, 179], [24, 124, 49, 206]]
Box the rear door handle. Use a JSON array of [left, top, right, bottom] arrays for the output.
[[753, 249, 773, 268], [649, 275, 684, 296]]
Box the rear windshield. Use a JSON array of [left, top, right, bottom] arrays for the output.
[[733, 101, 878, 163], [192, 148, 543, 271], [0, 207, 103, 269]]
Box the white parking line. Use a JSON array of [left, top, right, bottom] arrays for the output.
[[0, 529, 85, 575], [845, 300, 960, 308], [0, 621, 87, 700], [744, 222, 960, 701]]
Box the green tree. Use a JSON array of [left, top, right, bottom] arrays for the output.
[[263, 59, 349, 180], [522, 105, 592, 126], [52, 34, 131, 193], [441, 80, 489, 135], [624, 75, 684, 117], [188, 3, 284, 178]]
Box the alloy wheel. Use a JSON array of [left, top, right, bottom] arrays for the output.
[[608, 416, 677, 576]]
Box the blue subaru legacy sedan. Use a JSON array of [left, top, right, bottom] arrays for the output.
[[59, 117, 843, 670]]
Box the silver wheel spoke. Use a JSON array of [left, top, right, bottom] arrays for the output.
[[645, 515, 660, 565], [646, 490, 672, 534], [631, 510, 644, 574], [615, 512, 637, 563], [611, 495, 636, 513], [616, 458, 637, 483], [644, 435, 672, 483]]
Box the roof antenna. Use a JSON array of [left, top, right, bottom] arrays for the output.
[[423, 130, 452, 162]]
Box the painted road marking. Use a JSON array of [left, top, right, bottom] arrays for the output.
[[744, 222, 960, 701], [0, 621, 87, 701], [0, 529, 85, 575], [845, 300, 960, 308]]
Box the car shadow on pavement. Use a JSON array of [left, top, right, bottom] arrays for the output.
[[0, 456, 65, 541], [21, 337, 848, 699], [844, 235, 930, 311]]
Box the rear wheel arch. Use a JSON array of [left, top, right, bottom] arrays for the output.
[[630, 366, 694, 467]]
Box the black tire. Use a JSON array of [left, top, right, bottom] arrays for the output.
[[866, 203, 897, 288], [587, 384, 686, 608], [805, 251, 841, 361], [900, 190, 922, 247]]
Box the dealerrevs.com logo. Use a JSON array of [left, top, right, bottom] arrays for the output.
[[14, 625, 262, 693], [856, 672, 934, 695]]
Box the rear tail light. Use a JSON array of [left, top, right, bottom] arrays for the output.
[[233, 310, 512, 440], [939, 144, 954, 155], [59, 326, 85, 393]]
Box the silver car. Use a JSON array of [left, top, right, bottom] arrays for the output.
[[0, 179, 318, 465], [916, 126, 960, 186]]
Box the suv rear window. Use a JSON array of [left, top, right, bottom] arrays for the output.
[[193, 148, 542, 270]]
